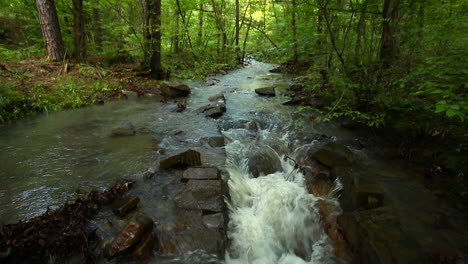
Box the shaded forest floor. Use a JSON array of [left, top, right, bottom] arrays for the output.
[[0, 58, 164, 122]]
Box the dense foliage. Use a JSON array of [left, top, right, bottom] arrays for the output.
[[0, 0, 466, 151]]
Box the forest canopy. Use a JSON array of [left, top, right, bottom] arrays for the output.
[[0, 0, 467, 146]]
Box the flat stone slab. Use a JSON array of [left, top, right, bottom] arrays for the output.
[[160, 149, 201, 169], [182, 166, 220, 181], [174, 180, 223, 212]]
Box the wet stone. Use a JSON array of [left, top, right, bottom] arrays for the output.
[[203, 213, 224, 229], [194, 103, 226, 119], [255, 87, 276, 96], [174, 180, 223, 212], [112, 196, 140, 217], [131, 233, 156, 262], [160, 82, 191, 98], [182, 166, 220, 181], [208, 93, 225, 102], [160, 149, 201, 169], [122, 90, 138, 100], [248, 151, 283, 177], [201, 136, 225, 148], [105, 215, 154, 259], [311, 142, 354, 167], [111, 122, 136, 136]]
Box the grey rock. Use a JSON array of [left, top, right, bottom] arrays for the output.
[[182, 166, 220, 181], [160, 82, 191, 98], [160, 149, 201, 169], [112, 123, 136, 136], [255, 87, 276, 96]]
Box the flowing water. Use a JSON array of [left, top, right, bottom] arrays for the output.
[[0, 60, 351, 263]]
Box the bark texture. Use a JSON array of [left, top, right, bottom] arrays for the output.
[[36, 0, 65, 61]]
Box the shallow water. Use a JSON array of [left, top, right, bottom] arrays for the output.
[[1, 60, 345, 263]]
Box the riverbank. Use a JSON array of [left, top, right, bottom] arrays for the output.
[[0, 57, 238, 123]]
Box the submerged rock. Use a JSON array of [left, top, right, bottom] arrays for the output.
[[111, 122, 136, 136], [160, 82, 191, 98], [105, 215, 154, 259], [112, 196, 140, 217], [159, 149, 201, 169], [255, 87, 276, 96]]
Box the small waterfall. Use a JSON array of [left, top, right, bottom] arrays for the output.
[[223, 129, 337, 264]]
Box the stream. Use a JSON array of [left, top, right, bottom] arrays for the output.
[[0, 60, 352, 263], [3, 60, 464, 263]]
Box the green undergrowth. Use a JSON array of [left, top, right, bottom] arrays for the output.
[[0, 72, 120, 123]]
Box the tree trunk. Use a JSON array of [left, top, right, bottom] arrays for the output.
[[173, 10, 180, 54], [235, 0, 240, 63], [35, 0, 65, 61], [93, 0, 103, 52], [355, 0, 368, 64], [73, 0, 86, 61], [291, 0, 298, 62], [198, 3, 203, 46], [380, 0, 401, 67], [149, 0, 164, 79]]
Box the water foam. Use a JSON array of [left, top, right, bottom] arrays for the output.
[[224, 130, 336, 264]]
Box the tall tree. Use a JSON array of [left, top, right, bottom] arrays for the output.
[[148, 0, 164, 79], [35, 0, 65, 61], [291, 0, 298, 61], [380, 0, 402, 66], [72, 0, 86, 61], [92, 0, 103, 52], [235, 0, 240, 63]]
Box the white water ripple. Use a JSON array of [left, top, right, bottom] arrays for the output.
[[224, 131, 336, 264]]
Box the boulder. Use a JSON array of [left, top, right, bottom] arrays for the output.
[[255, 87, 276, 96], [182, 166, 220, 182], [200, 136, 225, 148], [206, 79, 220, 86], [193, 103, 226, 119], [311, 142, 354, 167], [208, 93, 225, 102], [248, 151, 283, 177], [105, 215, 154, 259], [112, 196, 140, 217], [160, 82, 191, 98], [122, 90, 138, 100], [174, 180, 223, 212], [160, 149, 201, 169], [111, 122, 136, 136]]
